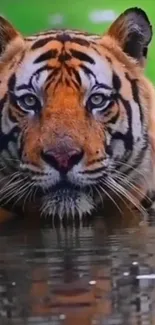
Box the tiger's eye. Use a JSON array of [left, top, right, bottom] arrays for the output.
[[17, 93, 41, 113], [87, 92, 112, 113], [23, 95, 37, 107], [89, 94, 106, 107]]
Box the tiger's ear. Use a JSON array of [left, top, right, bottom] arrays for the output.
[[0, 16, 24, 60], [107, 8, 152, 66]]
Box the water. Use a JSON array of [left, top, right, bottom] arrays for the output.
[[0, 209, 155, 325]]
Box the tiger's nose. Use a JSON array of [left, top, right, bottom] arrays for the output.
[[41, 142, 84, 174]]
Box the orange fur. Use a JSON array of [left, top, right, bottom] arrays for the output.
[[0, 7, 154, 222]]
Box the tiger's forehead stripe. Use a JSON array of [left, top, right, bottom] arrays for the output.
[[13, 32, 114, 94], [27, 32, 102, 65], [31, 34, 92, 50]]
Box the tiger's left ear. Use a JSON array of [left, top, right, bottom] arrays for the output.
[[107, 8, 152, 66], [0, 16, 25, 61]]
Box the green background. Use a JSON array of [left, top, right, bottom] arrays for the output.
[[0, 0, 155, 82]]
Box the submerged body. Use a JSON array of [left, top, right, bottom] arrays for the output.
[[0, 8, 155, 221]]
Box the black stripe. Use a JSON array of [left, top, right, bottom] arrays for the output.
[[70, 49, 94, 64], [113, 72, 121, 91], [0, 148, 18, 168], [45, 68, 60, 83], [68, 78, 80, 91], [71, 68, 81, 86], [16, 66, 53, 91], [80, 64, 112, 90], [64, 64, 72, 76], [56, 65, 81, 89], [64, 65, 81, 90], [118, 139, 148, 177], [25, 37, 37, 41], [47, 302, 92, 308], [34, 49, 57, 64], [106, 56, 112, 63], [72, 37, 89, 47], [80, 167, 105, 174], [111, 97, 133, 152], [45, 69, 60, 90], [8, 73, 16, 92], [58, 52, 72, 62], [80, 64, 96, 81], [65, 78, 70, 87], [29, 66, 53, 90], [0, 127, 19, 152], [93, 83, 112, 90], [132, 80, 143, 123], [125, 73, 143, 123], [16, 84, 31, 91], [31, 37, 55, 50], [8, 105, 23, 123]]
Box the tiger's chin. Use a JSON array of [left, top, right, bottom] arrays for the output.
[[40, 188, 95, 220]]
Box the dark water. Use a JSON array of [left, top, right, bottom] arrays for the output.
[[0, 210, 155, 325]]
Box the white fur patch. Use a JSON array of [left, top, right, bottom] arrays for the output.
[[15, 54, 48, 95], [131, 101, 143, 143], [79, 51, 113, 98]]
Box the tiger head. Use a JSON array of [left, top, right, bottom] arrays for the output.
[[0, 8, 154, 219]]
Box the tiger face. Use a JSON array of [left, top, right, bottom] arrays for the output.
[[0, 8, 154, 219]]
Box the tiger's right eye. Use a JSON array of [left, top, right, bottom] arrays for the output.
[[22, 95, 37, 107], [17, 94, 41, 112]]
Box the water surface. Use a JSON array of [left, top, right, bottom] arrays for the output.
[[0, 209, 155, 325]]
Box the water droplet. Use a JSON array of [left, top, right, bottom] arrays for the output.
[[123, 272, 129, 277], [136, 274, 155, 279], [132, 261, 138, 265], [59, 314, 66, 320], [79, 273, 84, 278], [89, 280, 96, 285]]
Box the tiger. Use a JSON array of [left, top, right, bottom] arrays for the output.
[[0, 7, 154, 222]]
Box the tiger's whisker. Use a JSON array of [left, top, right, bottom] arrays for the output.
[[96, 183, 123, 215], [107, 177, 147, 217], [113, 171, 152, 203]]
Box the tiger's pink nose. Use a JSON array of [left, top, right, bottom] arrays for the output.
[[41, 143, 84, 174]]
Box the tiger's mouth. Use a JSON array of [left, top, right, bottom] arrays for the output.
[[35, 180, 96, 219], [35, 180, 87, 198]]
